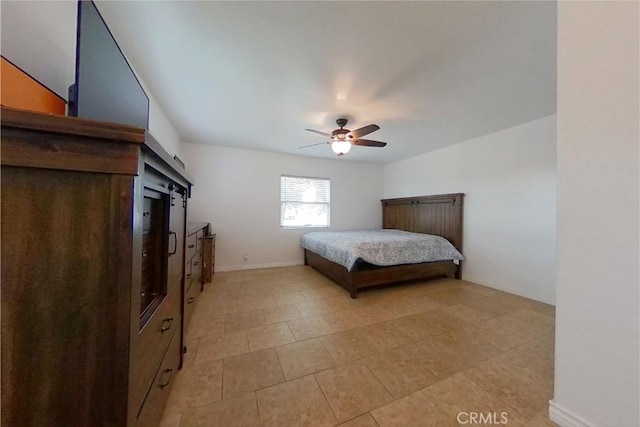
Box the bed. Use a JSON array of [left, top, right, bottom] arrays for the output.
[[302, 193, 464, 298]]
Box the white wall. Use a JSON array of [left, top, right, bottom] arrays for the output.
[[181, 143, 384, 271], [384, 116, 557, 304], [552, 2, 639, 426], [0, 1, 182, 156]]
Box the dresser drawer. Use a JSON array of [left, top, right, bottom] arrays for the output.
[[191, 255, 202, 288], [131, 284, 180, 410], [184, 277, 200, 329], [186, 233, 197, 261], [135, 333, 181, 427], [196, 229, 204, 253], [185, 258, 193, 288]]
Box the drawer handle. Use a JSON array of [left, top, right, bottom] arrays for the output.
[[159, 317, 174, 333], [193, 261, 199, 266], [186, 274, 192, 279], [169, 231, 177, 255], [143, 211, 150, 217], [142, 250, 148, 258], [187, 297, 195, 304], [159, 368, 174, 389], [188, 244, 195, 249]]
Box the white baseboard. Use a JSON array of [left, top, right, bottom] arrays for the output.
[[216, 260, 304, 272], [549, 400, 593, 427]]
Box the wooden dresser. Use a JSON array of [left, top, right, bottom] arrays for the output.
[[203, 232, 216, 283], [184, 223, 205, 330], [1, 107, 193, 426], [183, 223, 215, 334]]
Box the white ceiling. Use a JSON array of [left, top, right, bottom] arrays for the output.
[[97, 1, 556, 164]]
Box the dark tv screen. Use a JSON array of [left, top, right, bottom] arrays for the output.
[[69, 0, 149, 129]]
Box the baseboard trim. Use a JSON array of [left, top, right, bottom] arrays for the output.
[[216, 260, 304, 272], [549, 400, 593, 427]]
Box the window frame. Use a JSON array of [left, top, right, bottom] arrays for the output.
[[279, 174, 331, 229]]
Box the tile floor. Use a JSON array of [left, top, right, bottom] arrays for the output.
[[161, 266, 556, 427]]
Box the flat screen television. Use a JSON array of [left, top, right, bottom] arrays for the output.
[[68, 0, 149, 129]]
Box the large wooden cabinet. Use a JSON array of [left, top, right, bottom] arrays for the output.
[[0, 107, 193, 426]]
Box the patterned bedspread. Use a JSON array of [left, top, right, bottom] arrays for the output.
[[301, 229, 464, 271]]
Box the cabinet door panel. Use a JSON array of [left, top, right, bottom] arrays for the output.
[[167, 186, 186, 291]]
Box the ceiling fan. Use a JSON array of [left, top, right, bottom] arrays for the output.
[[300, 118, 387, 156]]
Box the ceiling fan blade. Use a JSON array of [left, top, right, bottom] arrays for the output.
[[353, 138, 387, 147], [305, 129, 332, 137], [298, 141, 328, 149], [348, 124, 380, 139]]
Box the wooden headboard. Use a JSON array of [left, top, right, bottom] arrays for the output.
[[381, 193, 464, 252]]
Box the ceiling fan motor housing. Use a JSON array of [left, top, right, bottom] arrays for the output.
[[333, 118, 351, 139]]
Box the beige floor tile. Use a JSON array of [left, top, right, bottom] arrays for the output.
[[438, 304, 495, 324], [296, 298, 342, 317], [315, 363, 393, 423], [389, 309, 466, 341], [398, 340, 478, 379], [165, 266, 557, 427], [363, 349, 438, 398], [338, 413, 379, 426], [263, 304, 303, 324], [491, 292, 556, 318], [371, 389, 457, 427], [303, 286, 346, 301], [287, 315, 335, 340], [192, 392, 260, 427], [423, 373, 528, 426], [430, 329, 503, 362], [222, 349, 285, 399], [243, 296, 279, 312], [465, 359, 551, 419], [276, 338, 336, 380], [273, 291, 307, 306], [322, 309, 371, 332], [224, 309, 266, 333], [256, 375, 337, 426], [357, 321, 412, 352], [513, 333, 555, 362], [427, 287, 494, 306], [387, 314, 434, 341], [380, 294, 448, 317], [463, 294, 520, 317], [186, 316, 225, 340], [167, 359, 223, 409], [470, 310, 548, 351], [159, 412, 182, 427], [182, 337, 200, 368], [195, 330, 249, 364], [206, 300, 246, 316], [247, 322, 296, 352], [496, 346, 554, 389], [226, 287, 258, 302], [504, 309, 555, 336], [320, 329, 379, 365], [525, 411, 557, 427], [352, 305, 397, 324]]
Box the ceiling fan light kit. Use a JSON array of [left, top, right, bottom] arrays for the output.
[[302, 118, 387, 157], [331, 139, 352, 156]]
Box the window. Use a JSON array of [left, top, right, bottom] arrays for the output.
[[280, 175, 330, 228]]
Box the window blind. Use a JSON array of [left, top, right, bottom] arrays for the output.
[[280, 175, 330, 227]]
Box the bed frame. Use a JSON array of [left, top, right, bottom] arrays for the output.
[[304, 193, 464, 298]]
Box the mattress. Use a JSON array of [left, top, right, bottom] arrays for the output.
[[301, 229, 464, 271]]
